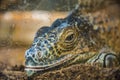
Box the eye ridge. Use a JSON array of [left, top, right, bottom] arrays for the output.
[[65, 34, 74, 41]]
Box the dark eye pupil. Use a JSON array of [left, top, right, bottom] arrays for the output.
[[65, 34, 74, 41]]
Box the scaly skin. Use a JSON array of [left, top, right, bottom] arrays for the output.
[[25, 0, 120, 76]]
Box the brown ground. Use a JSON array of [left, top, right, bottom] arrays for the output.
[[0, 64, 120, 80]]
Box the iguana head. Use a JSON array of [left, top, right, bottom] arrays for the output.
[[25, 6, 95, 76]]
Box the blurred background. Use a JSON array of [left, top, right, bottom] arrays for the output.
[[0, 0, 120, 70]]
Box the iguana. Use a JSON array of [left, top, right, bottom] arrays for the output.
[[25, 0, 120, 76]]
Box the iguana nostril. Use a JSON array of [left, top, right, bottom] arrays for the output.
[[38, 52, 41, 57]]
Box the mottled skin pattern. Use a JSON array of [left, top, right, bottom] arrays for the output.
[[25, 1, 120, 76]]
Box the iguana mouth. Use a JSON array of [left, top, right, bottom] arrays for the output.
[[25, 54, 76, 71]]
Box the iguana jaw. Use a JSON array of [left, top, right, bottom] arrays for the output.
[[25, 54, 77, 71]]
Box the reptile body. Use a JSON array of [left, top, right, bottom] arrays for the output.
[[25, 0, 120, 76]]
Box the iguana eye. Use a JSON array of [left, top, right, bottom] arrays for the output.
[[65, 33, 74, 42], [58, 27, 79, 51]]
